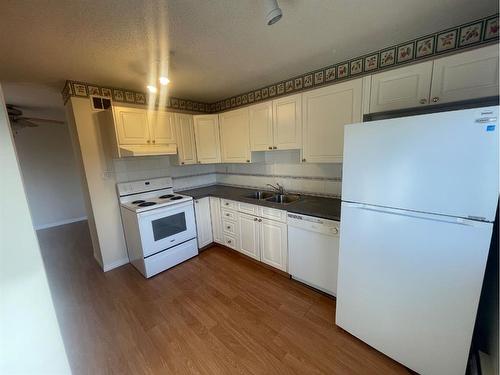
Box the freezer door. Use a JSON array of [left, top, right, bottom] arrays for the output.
[[343, 106, 499, 222], [336, 202, 493, 375]]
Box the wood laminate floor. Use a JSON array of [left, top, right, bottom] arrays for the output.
[[38, 221, 412, 375]]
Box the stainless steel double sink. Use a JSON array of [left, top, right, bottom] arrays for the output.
[[244, 191, 300, 205]]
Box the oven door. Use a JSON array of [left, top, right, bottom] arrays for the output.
[[137, 201, 196, 257]]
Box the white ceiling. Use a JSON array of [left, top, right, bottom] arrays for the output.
[[0, 0, 497, 103]]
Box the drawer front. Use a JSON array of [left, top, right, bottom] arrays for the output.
[[223, 234, 238, 250], [221, 199, 237, 210], [238, 202, 259, 215], [259, 206, 287, 223], [222, 218, 238, 236], [221, 208, 238, 221]]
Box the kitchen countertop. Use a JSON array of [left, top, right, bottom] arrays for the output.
[[179, 185, 341, 221]]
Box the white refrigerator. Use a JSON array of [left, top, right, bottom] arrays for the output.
[[336, 106, 499, 375]]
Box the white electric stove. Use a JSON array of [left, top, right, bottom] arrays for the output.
[[117, 177, 198, 278]]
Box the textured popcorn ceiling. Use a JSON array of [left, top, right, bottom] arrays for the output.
[[0, 0, 497, 103]]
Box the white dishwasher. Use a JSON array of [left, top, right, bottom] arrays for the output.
[[287, 213, 340, 296]]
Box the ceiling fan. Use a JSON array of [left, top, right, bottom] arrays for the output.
[[7, 104, 65, 134]]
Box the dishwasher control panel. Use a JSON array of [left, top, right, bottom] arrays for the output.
[[287, 213, 340, 235]]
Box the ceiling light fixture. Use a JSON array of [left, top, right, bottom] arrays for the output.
[[159, 76, 170, 85], [264, 0, 282, 26], [147, 85, 157, 93]]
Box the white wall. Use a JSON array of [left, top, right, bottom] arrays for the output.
[[2, 82, 87, 230], [215, 150, 342, 197], [13, 123, 87, 229], [0, 86, 70, 374]]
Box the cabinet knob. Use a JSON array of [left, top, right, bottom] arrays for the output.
[[152, 140, 156, 144], [227, 226, 231, 229], [227, 240, 232, 244], [302, 158, 306, 162], [147, 140, 151, 143], [254, 218, 258, 221], [268, 146, 272, 150], [258, 219, 262, 222], [226, 213, 230, 216], [181, 162, 185, 165], [432, 97, 439, 103], [273, 146, 277, 149], [198, 161, 201, 164], [246, 160, 250, 163], [419, 98, 427, 104]]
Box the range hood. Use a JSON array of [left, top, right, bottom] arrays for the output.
[[119, 144, 177, 157]]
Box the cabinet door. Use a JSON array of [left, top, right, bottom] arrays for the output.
[[430, 44, 499, 105], [194, 197, 213, 248], [260, 218, 287, 272], [219, 108, 251, 163], [209, 197, 223, 244], [175, 113, 197, 165], [249, 102, 273, 151], [238, 213, 260, 260], [302, 78, 363, 163], [149, 110, 176, 144], [114, 107, 151, 145], [193, 115, 221, 164], [370, 61, 433, 112], [272, 93, 302, 150]]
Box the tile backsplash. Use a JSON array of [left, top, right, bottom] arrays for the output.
[[112, 150, 342, 197], [112, 157, 216, 190], [215, 150, 342, 197]]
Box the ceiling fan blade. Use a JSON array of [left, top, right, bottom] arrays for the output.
[[21, 116, 65, 124], [15, 119, 38, 128]]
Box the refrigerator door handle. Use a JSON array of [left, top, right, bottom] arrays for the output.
[[342, 202, 483, 227]]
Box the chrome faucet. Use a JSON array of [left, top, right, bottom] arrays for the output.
[[266, 182, 285, 195]]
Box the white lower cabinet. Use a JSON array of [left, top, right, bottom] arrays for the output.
[[209, 197, 223, 244], [194, 197, 213, 248], [238, 213, 261, 260], [260, 218, 288, 272]]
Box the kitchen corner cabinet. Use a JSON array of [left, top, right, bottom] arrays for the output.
[[219, 107, 251, 163], [260, 218, 287, 272], [302, 78, 363, 163], [175, 113, 197, 165], [238, 213, 261, 260], [193, 114, 221, 164], [209, 197, 223, 244], [272, 93, 302, 150], [369, 61, 433, 113], [430, 44, 499, 104], [194, 197, 213, 248], [249, 101, 273, 151]]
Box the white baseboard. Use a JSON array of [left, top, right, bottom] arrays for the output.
[[35, 216, 87, 230], [102, 257, 130, 272]]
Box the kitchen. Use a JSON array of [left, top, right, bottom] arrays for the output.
[[0, 1, 499, 375]]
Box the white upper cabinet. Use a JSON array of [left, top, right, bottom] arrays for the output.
[[193, 114, 221, 164], [272, 93, 302, 150], [175, 113, 197, 165], [149, 110, 176, 145], [302, 78, 363, 163], [369, 61, 433, 113], [114, 107, 151, 145], [219, 107, 251, 163], [249, 101, 273, 151], [430, 44, 499, 104]]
